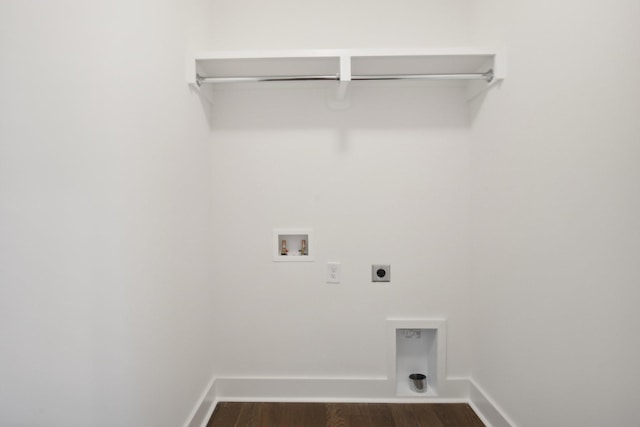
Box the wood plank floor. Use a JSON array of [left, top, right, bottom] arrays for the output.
[[207, 402, 485, 427]]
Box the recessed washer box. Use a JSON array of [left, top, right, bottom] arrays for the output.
[[273, 229, 313, 262]]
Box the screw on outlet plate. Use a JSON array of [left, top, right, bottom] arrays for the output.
[[372, 264, 390, 282]]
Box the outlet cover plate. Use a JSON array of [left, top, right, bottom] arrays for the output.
[[372, 264, 390, 282], [327, 262, 341, 284]]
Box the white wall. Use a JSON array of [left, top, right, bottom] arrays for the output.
[[0, 1, 216, 426], [469, 1, 640, 426], [209, 85, 474, 379], [207, 0, 476, 382], [209, 0, 471, 50]]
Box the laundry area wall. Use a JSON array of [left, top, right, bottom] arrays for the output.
[[0, 1, 216, 426], [469, 2, 640, 426], [206, 0, 476, 380]]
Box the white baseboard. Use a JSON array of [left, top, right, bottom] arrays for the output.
[[182, 376, 217, 427], [184, 376, 514, 427], [468, 379, 516, 427], [214, 376, 471, 402]]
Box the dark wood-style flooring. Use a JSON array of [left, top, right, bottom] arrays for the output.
[[207, 402, 485, 427]]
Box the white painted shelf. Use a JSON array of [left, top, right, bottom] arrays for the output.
[[187, 48, 505, 102]]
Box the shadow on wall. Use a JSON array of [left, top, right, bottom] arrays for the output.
[[201, 82, 474, 131], [467, 80, 503, 125]]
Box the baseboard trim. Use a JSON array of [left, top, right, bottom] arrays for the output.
[[214, 376, 470, 402], [468, 379, 515, 427], [183, 375, 217, 427], [184, 376, 513, 427]]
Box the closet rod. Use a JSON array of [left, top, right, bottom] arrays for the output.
[[353, 70, 493, 82], [197, 74, 339, 84], [196, 70, 494, 85]]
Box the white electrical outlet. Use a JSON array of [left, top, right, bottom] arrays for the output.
[[327, 262, 341, 284]]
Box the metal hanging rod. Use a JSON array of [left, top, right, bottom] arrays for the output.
[[196, 69, 493, 86], [353, 70, 493, 82], [196, 74, 339, 85]]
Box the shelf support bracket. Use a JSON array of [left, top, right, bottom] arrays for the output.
[[328, 80, 351, 110], [339, 54, 352, 82]]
